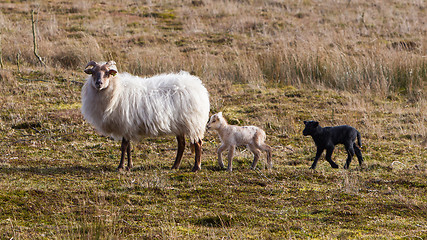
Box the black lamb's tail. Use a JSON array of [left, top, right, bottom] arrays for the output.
[[357, 131, 362, 148]]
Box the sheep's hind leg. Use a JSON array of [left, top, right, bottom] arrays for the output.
[[126, 140, 132, 170], [172, 135, 186, 170], [191, 140, 202, 172], [118, 138, 130, 171]]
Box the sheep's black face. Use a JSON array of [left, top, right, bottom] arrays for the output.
[[303, 121, 319, 136]]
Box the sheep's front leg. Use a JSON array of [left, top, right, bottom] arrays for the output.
[[172, 135, 186, 170], [217, 144, 227, 169], [227, 145, 235, 172], [118, 138, 130, 171]]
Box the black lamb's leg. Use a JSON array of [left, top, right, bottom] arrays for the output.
[[310, 148, 324, 169], [344, 143, 355, 169], [325, 146, 339, 169], [354, 143, 364, 167]]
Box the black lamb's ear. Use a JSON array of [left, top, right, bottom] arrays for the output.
[[313, 121, 319, 127], [303, 121, 307, 125], [84, 68, 94, 75]]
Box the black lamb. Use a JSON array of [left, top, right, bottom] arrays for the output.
[[303, 121, 364, 169]]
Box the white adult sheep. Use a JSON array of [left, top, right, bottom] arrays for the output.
[[207, 112, 272, 172], [81, 61, 210, 171]]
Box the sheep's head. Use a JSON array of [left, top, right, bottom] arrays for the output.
[[303, 121, 320, 136], [84, 61, 118, 91], [207, 112, 227, 130]]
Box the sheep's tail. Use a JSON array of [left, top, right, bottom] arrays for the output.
[[357, 131, 362, 148]]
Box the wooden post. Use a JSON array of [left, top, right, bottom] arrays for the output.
[[31, 10, 46, 67], [16, 51, 21, 73], [0, 34, 3, 69]]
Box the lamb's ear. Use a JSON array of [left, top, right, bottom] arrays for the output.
[[84, 68, 94, 75], [303, 121, 307, 125], [313, 121, 319, 127], [109, 69, 117, 76], [217, 112, 223, 117]]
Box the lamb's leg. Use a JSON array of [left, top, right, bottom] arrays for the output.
[[227, 145, 235, 172], [344, 143, 355, 169], [191, 139, 202, 172], [260, 144, 273, 169], [126, 140, 133, 170], [217, 144, 227, 169], [249, 146, 261, 170], [325, 146, 339, 169], [354, 143, 364, 167], [310, 148, 324, 169], [118, 138, 130, 171], [172, 135, 186, 169]]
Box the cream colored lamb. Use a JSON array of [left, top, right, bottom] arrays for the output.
[[207, 112, 272, 172]]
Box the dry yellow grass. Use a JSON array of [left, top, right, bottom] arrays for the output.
[[0, 0, 425, 96]]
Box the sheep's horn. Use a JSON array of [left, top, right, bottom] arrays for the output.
[[105, 61, 117, 72], [85, 61, 98, 69], [105, 61, 116, 67]]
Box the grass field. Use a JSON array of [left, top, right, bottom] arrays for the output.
[[0, 0, 426, 239]]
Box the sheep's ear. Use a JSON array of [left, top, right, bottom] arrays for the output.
[[109, 69, 117, 76], [84, 68, 94, 75], [303, 121, 307, 125], [313, 121, 319, 127], [217, 112, 223, 117]]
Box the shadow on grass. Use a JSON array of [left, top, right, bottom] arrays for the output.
[[1, 160, 219, 175], [0, 165, 117, 176], [203, 164, 227, 172], [191, 214, 242, 228], [131, 163, 205, 172]]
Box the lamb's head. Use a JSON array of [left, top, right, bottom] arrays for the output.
[[207, 112, 227, 130], [303, 121, 320, 136], [84, 61, 118, 91]]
